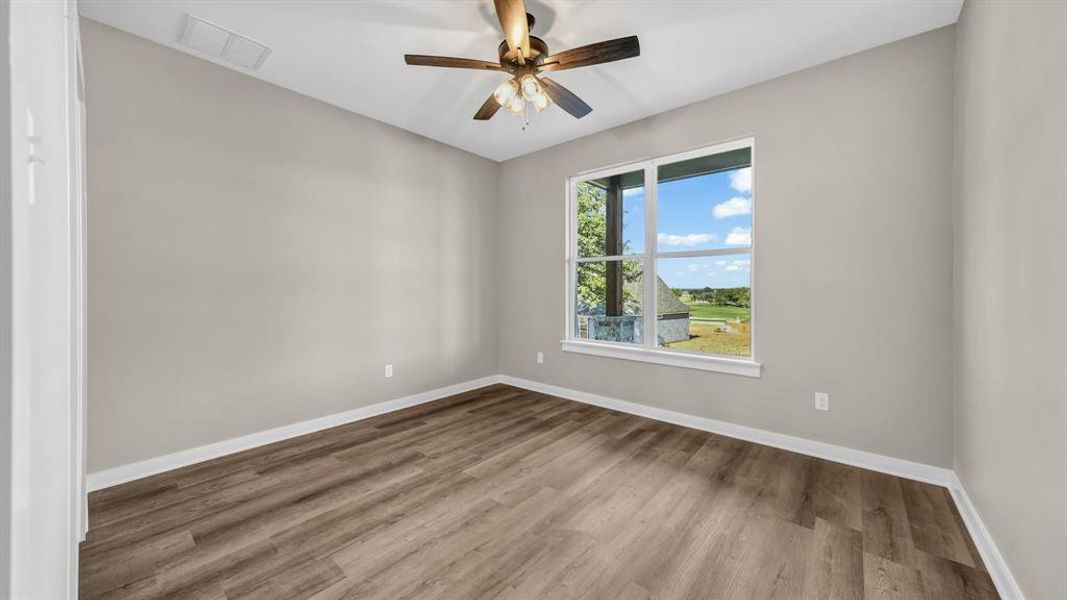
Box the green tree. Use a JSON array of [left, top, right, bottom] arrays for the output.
[[685, 286, 750, 308], [575, 182, 641, 313]]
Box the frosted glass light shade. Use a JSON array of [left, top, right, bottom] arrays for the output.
[[507, 95, 525, 114], [532, 91, 549, 112], [519, 75, 542, 102], [493, 79, 519, 106]]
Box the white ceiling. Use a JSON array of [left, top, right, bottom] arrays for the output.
[[79, 0, 961, 162]]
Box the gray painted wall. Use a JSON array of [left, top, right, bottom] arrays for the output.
[[81, 20, 500, 471], [952, 1, 1067, 597], [497, 28, 957, 467]]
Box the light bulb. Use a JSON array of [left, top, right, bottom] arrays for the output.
[[493, 79, 518, 107], [507, 95, 525, 115], [532, 91, 549, 113], [519, 75, 542, 102]]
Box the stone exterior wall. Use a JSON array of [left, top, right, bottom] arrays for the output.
[[582, 315, 690, 345], [657, 317, 690, 345], [585, 315, 641, 343]]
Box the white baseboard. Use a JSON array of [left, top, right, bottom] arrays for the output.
[[948, 473, 1025, 599], [498, 375, 954, 486], [88, 373, 952, 491], [86, 375, 501, 492]]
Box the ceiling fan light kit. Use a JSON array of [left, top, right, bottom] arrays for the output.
[[491, 73, 550, 115], [404, 0, 640, 122]]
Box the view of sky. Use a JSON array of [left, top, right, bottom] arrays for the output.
[[618, 166, 752, 289]]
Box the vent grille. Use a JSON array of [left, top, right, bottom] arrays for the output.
[[180, 14, 272, 70]]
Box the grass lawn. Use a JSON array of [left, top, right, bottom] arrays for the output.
[[685, 303, 750, 322], [664, 320, 751, 356]]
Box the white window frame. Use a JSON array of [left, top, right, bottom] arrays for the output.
[[562, 136, 761, 378]]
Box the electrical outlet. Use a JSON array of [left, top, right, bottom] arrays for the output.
[[815, 392, 830, 411], [537, 352, 544, 365], [385, 364, 393, 378]]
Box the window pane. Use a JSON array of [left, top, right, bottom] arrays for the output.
[[655, 254, 751, 357], [656, 148, 752, 252], [575, 259, 644, 344], [576, 169, 645, 258]]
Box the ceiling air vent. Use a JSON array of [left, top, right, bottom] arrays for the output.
[[179, 14, 272, 70]]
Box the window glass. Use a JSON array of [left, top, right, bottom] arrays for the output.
[[576, 169, 645, 258], [656, 149, 752, 253], [569, 141, 754, 362], [655, 255, 751, 357], [574, 259, 644, 345]]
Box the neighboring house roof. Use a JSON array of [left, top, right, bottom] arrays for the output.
[[625, 276, 691, 316]]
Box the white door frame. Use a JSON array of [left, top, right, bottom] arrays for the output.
[[0, 0, 13, 592], [5, 0, 87, 596], [68, 0, 89, 546]]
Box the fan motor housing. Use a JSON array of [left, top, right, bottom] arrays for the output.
[[498, 36, 549, 68]]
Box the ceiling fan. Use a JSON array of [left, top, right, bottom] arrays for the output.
[[404, 0, 640, 121]]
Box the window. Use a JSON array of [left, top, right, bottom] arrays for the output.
[[565, 138, 760, 377]]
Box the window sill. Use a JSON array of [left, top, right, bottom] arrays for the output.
[[560, 339, 762, 378]]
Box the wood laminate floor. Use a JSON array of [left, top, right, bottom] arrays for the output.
[[81, 384, 997, 599]]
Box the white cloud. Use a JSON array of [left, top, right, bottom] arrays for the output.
[[712, 196, 752, 219], [714, 259, 727, 266], [726, 259, 750, 272], [729, 167, 752, 193], [685, 263, 711, 272], [657, 232, 717, 246], [725, 227, 751, 246], [622, 187, 643, 198]]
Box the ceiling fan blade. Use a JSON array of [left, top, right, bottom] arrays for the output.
[[404, 55, 503, 70], [473, 94, 502, 120], [539, 36, 640, 72], [494, 0, 530, 64], [539, 77, 592, 119]]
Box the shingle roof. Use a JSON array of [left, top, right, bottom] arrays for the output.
[[625, 276, 690, 316]]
